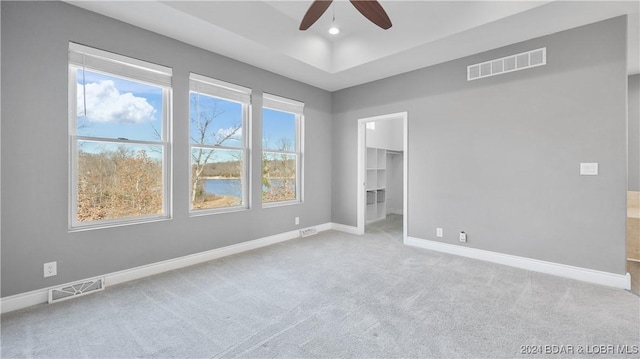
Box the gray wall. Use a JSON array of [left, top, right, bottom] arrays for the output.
[[1, 1, 332, 297], [629, 74, 640, 191], [365, 118, 403, 151], [332, 17, 628, 274], [386, 153, 403, 215]]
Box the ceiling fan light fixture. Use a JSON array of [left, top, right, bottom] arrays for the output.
[[329, 3, 340, 35], [299, 0, 392, 31]]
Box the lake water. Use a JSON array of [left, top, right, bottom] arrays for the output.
[[203, 178, 294, 198], [203, 178, 242, 198]]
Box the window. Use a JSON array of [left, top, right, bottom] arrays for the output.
[[69, 43, 172, 229], [262, 94, 304, 205], [189, 74, 251, 213]]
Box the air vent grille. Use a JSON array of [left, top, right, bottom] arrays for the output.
[[300, 227, 318, 237], [468, 47, 546, 81], [49, 277, 105, 304]]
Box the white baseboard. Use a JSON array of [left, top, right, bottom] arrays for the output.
[[1, 287, 50, 314], [405, 236, 631, 290], [106, 228, 306, 287], [315, 223, 333, 232], [1, 223, 333, 314], [330, 222, 361, 235]]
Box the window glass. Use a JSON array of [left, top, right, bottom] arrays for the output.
[[189, 93, 243, 148], [77, 141, 164, 221], [191, 148, 244, 209], [76, 70, 163, 142], [262, 151, 297, 203], [189, 75, 250, 213], [69, 44, 171, 229], [261, 101, 302, 205], [262, 108, 296, 151]]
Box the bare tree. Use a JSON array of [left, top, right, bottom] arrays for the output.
[[77, 147, 163, 222], [262, 137, 296, 202], [190, 96, 242, 205]]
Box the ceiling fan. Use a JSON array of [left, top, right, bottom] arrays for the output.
[[299, 0, 392, 31]]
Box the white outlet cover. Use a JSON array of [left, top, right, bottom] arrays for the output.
[[436, 228, 443, 237], [580, 163, 598, 175], [44, 262, 57, 277]]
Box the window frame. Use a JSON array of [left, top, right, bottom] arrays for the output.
[[261, 93, 304, 207], [188, 73, 252, 216], [68, 43, 173, 231]]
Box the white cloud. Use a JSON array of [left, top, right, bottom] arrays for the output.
[[77, 80, 156, 124], [216, 126, 242, 139]]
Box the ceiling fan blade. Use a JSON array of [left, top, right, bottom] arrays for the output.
[[300, 0, 333, 30], [349, 0, 392, 30]]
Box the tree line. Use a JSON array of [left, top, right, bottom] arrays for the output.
[[77, 148, 163, 222], [76, 145, 297, 222]]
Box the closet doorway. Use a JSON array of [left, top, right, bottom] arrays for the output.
[[357, 112, 408, 241]]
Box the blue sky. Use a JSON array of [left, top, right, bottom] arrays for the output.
[[262, 108, 296, 151], [190, 92, 243, 148]]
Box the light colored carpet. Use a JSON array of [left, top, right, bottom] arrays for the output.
[[2, 217, 639, 358], [366, 214, 403, 241]]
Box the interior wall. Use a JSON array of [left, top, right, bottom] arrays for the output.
[[332, 17, 628, 274], [1, 1, 332, 297], [365, 118, 403, 151], [629, 74, 640, 191], [386, 153, 403, 215]]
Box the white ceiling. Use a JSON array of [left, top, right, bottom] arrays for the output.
[[66, 0, 639, 92]]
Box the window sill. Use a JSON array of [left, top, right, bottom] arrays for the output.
[[69, 215, 171, 233], [262, 200, 302, 209], [189, 206, 249, 217]]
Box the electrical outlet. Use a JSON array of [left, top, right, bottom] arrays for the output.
[[295, 217, 300, 225], [44, 262, 57, 277], [436, 228, 443, 238], [459, 232, 467, 243]]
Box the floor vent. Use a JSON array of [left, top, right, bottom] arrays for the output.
[[48, 277, 105, 304], [468, 47, 546, 81], [300, 227, 318, 237]]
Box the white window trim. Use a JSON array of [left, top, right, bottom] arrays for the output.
[[69, 42, 172, 87], [189, 73, 252, 215], [190, 73, 251, 103], [263, 93, 304, 114], [68, 43, 173, 231], [262, 93, 304, 208]]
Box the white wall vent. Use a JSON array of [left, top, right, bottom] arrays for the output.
[[300, 227, 318, 237], [467, 47, 546, 81], [48, 277, 105, 304]]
